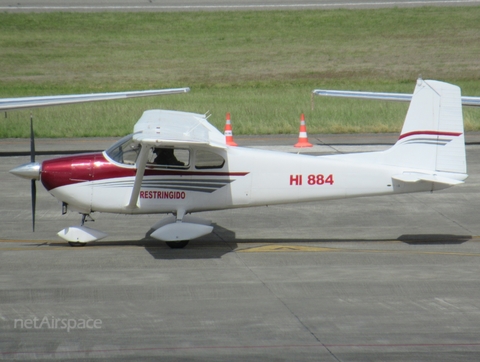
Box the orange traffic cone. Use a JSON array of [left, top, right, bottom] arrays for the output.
[[224, 113, 238, 146], [294, 113, 312, 148]]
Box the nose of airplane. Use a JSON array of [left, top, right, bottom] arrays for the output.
[[9, 162, 41, 180]]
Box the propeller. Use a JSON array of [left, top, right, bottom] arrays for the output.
[[9, 116, 41, 231], [30, 114, 36, 232]]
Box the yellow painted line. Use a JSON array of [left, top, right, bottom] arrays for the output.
[[0, 239, 53, 243], [237, 244, 480, 257], [238, 245, 338, 253], [0, 246, 141, 251], [0, 240, 146, 251], [0, 247, 71, 251]]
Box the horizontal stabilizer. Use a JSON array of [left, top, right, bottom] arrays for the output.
[[392, 173, 464, 185]]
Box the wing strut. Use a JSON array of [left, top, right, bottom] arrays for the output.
[[126, 145, 150, 210]]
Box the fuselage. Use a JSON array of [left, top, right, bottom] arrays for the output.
[[39, 139, 440, 216]]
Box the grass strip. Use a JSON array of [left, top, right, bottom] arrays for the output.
[[1, 8, 479, 137]]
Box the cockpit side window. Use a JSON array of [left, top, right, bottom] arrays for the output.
[[105, 135, 141, 165], [148, 147, 190, 169]]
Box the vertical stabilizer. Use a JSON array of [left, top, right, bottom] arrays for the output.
[[385, 79, 466, 174]]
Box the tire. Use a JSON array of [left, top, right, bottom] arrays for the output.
[[165, 240, 189, 249], [68, 241, 87, 247]]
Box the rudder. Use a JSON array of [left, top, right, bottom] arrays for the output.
[[385, 79, 466, 174]]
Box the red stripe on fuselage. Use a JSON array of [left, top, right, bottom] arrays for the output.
[[41, 153, 248, 191], [398, 130, 462, 140], [144, 170, 249, 177]]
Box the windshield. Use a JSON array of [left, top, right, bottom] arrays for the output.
[[105, 135, 141, 165]]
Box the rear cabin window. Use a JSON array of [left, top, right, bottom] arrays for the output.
[[195, 150, 225, 169]]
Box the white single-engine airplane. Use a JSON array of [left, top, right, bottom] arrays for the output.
[[6, 79, 478, 248]]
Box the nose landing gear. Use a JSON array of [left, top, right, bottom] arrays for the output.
[[58, 213, 108, 247]]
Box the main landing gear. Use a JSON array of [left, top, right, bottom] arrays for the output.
[[149, 214, 212, 249], [68, 241, 86, 247], [165, 240, 190, 249]]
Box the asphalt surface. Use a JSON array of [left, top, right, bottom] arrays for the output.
[[2, 2, 480, 360], [1, 136, 480, 361]]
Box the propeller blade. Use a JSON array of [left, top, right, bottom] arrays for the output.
[[31, 179, 36, 232], [30, 114, 35, 163], [30, 113, 36, 231]]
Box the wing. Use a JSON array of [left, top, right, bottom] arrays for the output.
[[132, 109, 226, 148], [312, 89, 480, 107], [0, 87, 190, 111], [126, 109, 227, 209]]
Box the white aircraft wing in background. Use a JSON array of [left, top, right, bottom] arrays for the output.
[[0, 87, 190, 111], [312, 88, 480, 107]]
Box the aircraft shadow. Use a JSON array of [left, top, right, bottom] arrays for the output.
[[398, 234, 471, 245], [46, 226, 472, 260], [142, 223, 237, 259], [223, 234, 472, 246], [142, 227, 472, 259]]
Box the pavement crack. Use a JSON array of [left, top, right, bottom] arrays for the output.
[[236, 259, 343, 362], [436, 210, 473, 235], [314, 137, 344, 154], [212, 229, 236, 253]]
